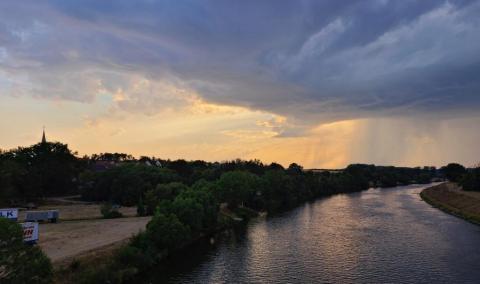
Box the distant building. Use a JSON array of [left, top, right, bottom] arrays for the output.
[[41, 127, 47, 144]]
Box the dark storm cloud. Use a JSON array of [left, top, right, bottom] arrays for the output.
[[0, 0, 479, 122]]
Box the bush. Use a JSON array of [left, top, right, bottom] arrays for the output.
[[136, 197, 146, 217], [101, 203, 123, 219], [69, 259, 81, 271], [0, 218, 53, 283], [462, 168, 480, 191], [115, 245, 154, 272], [146, 213, 191, 249]]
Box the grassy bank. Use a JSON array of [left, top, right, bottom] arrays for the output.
[[420, 182, 480, 225]]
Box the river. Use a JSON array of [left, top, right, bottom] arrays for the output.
[[151, 184, 480, 283]]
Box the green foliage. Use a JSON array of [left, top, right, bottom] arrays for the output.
[[0, 218, 53, 283], [81, 164, 180, 206], [69, 259, 81, 271], [217, 171, 260, 209], [114, 245, 155, 273], [0, 142, 82, 201], [441, 163, 466, 182], [461, 168, 480, 191], [136, 197, 146, 217], [146, 213, 191, 249], [154, 182, 188, 200], [181, 183, 219, 229], [261, 169, 294, 211], [170, 196, 204, 232], [77, 263, 137, 284], [101, 203, 123, 219], [143, 182, 188, 215]]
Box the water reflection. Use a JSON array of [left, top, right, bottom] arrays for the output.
[[150, 184, 480, 283]]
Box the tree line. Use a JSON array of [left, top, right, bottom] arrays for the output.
[[2, 141, 464, 206], [440, 163, 480, 192], [2, 141, 478, 283]]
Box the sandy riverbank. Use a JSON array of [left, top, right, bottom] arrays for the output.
[[39, 216, 151, 266], [420, 182, 480, 225]]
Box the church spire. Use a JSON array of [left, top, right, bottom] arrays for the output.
[[41, 126, 47, 144]]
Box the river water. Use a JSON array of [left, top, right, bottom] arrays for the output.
[[153, 184, 480, 283]]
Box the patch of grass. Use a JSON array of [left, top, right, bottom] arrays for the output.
[[420, 186, 480, 225]]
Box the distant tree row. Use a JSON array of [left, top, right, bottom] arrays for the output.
[[439, 163, 480, 192], [79, 161, 440, 215], [4, 141, 478, 207]]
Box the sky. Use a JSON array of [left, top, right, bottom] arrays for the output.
[[1, 0, 480, 168]]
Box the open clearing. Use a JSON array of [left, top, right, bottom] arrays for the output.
[[38, 216, 151, 265], [15, 200, 150, 265]]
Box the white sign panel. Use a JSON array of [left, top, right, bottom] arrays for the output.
[[0, 208, 18, 220], [21, 222, 39, 243]]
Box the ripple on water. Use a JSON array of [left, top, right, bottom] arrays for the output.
[[158, 184, 480, 284]]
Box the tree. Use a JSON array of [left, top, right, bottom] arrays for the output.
[[0, 142, 82, 200], [216, 171, 258, 209], [170, 196, 204, 233], [287, 163, 303, 175], [80, 164, 180, 205], [137, 197, 146, 216], [461, 167, 480, 191], [0, 218, 52, 283], [188, 181, 219, 228], [142, 182, 188, 215], [441, 163, 466, 182], [146, 213, 190, 249]]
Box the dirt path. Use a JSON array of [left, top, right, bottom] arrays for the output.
[[38, 216, 151, 265]]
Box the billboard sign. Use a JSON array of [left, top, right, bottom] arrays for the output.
[[0, 208, 18, 220], [21, 222, 39, 243]]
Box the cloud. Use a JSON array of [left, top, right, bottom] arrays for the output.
[[0, 0, 479, 129], [270, 1, 480, 120], [281, 18, 347, 72]]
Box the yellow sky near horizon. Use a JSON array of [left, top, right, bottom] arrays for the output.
[[1, 1, 480, 170], [2, 92, 479, 169]]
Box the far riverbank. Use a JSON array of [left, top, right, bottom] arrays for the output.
[[420, 182, 480, 225]]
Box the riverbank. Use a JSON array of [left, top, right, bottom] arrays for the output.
[[420, 182, 480, 225], [52, 207, 259, 283], [152, 184, 480, 283]]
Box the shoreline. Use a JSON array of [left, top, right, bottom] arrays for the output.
[[53, 209, 258, 283], [420, 182, 480, 225], [54, 182, 426, 283]]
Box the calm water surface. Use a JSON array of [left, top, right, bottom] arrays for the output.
[[153, 184, 480, 283]]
